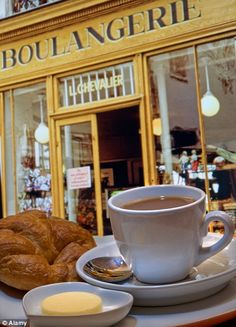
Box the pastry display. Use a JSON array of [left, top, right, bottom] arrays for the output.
[[0, 210, 96, 290]]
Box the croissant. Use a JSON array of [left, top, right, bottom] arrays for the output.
[[0, 211, 96, 290]]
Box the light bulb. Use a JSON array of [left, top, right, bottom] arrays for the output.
[[201, 91, 220, 117], [34, 122, 49, 144], [152, 118, 162, 136]]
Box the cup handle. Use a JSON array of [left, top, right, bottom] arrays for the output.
[[195, 210, 234, 266]]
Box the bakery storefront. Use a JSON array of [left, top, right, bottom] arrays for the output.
[[0, 0, 235, 235]]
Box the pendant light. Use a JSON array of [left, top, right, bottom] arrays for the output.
[[34, 95, 49, 144], [152, 117, 162, 136], [201, 61, 220, 117]]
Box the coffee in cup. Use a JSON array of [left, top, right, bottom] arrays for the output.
[[121, 195, 195, 210], [108, 185, 234, 284]]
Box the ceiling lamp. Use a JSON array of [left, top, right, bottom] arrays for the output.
[[152, 117, 162, 136], [34, 95, 49, 144], [201, 61, 220, 117]]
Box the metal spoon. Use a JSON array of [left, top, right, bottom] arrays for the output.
[[83, 256, 133, 282]]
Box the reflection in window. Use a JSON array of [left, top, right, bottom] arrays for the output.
[[0, 0, 62, 18], [148, 48, 203, 189], [148, 38, 236, 233], [197, 37, 236, 231], [4, 83, 52, 216]]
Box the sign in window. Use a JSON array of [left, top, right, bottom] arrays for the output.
[[60, 62, 135, 107]]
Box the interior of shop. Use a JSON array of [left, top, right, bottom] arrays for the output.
[[97, 106, 143, 233], [98, 107, 143, 186]]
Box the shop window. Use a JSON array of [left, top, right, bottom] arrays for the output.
[[0, 0, 63, 18], [148, 48, 203, 188], [58, 62, 135, 108], [4, 83, 52, 216], [197, 37, 236, 231], [148, 37, 236, 233]]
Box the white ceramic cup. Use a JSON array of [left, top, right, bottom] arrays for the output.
[[108, 185, 234, 284]]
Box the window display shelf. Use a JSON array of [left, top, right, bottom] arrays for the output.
[[18, 167, 52, 215]]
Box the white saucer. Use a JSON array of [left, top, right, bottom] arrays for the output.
[[76, 233, 236, 306]]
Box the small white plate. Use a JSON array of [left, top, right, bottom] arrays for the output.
[[76, 233, 236, 306], [23, 282, 133, 327]]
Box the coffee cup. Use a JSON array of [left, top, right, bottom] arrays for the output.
[[108, 185, 234, 284]]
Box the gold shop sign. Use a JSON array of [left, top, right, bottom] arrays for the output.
[[61, 62, 135, 106]]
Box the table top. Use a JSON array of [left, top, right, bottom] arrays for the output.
[[1, 235, 236, 327], [1, 278, 236, 327], [113, 279, 236, 326]]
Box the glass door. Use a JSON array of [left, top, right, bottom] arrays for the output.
[[55, 114, 103, 235]]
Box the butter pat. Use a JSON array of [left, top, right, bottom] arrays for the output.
[[41, 291, 103, 316]]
